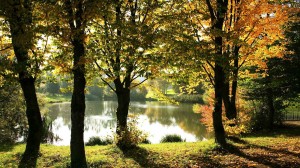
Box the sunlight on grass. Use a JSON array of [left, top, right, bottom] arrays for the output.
[[1, 136, 299, 167]]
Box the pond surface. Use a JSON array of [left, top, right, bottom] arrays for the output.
[[47, 101, 208, 145]]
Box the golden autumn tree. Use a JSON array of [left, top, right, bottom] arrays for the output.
[[220, 0, 289, 121], [161, 0, 289, 145]]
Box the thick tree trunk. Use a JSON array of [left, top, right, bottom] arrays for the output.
[[19, 77, 43, 168], [115, 87, 130, 135], [70, 39, 87, 168]]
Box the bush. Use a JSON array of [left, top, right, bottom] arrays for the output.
[[115, 116, 148, 149], [86, 136, 113, 146], [160, 134, 184, 143], [0, 82, 27, 143], [172, 94, 204, 103], [249, 100, 284, 131], [141, 139, 151, 144]]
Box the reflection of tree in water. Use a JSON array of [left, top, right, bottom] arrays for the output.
[[84, 117, 116, 133], [48, 101, 208, 143], [130, 102, 207, 140], [48, 102, 71, 126], [48, 101, 118, 136], [84, 101, 117, 132]]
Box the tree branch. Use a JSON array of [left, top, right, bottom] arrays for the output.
[[130, 78, 147, 89], [100, 76, 116, 93], [202, 64, 215, 86]]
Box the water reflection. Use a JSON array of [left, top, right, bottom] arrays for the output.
[[48, 101, 207, 145]]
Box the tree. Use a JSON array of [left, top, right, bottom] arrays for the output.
[[89, 0, 165, 148], [41, 0, 98, 165], [64, 0, 89, 166], [164, 0, 288, 144], [220, 0, 288, 121], [0, 0, 44, 167], [205, 0, 228, 146], [246, 7, 300, 130]]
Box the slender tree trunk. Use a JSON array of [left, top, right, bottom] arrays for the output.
[[230, 46, 240, 120], [223, 80, 233, 119], [213, 63, 226, 145], [70, 38, 87, 168], [6, 1, 43, 167], [224, 46, 239, 121], [18, 76, 43, 168], [64, 0, 87, 166], [205, 0, 228, 146]]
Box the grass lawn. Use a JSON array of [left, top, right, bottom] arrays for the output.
[[1, 122, 299, 167], [44, 94, 71, 103]]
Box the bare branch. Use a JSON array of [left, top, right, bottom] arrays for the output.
[[202, 65, 215, 86], [100, 76, 116, 93]]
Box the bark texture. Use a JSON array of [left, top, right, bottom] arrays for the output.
[[65, 0, 87, 167], [5, 1, 43, 167], [206, 0, 228, 146]]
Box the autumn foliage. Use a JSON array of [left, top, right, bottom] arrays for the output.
[[194, 89, 250, 136]]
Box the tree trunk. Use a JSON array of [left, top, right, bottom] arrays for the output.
[[206, 0, 228, 146], [6, 1, 43, 167], [230, 46, 240, 120], [64, 0, 87, 166], [70, 39, 87, 168], [116, 88, 130, 135], [213, 63, 226, 146], [223, 80, 233, 119], [114, 79, 131, 135], [223, 46, 239, 121], [18, 77, 43, 168]]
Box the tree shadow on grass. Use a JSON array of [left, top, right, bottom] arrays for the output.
[[244, 123, 300, 138], [187, 154, 224, 168], [226, 137, 300, 167], [229, 136, 300, 158], [122, 146, 171, 168]]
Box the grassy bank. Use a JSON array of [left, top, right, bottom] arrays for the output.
[[1, 123, 299, 167], [44, 94, 71, 103]]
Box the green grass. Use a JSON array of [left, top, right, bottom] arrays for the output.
[[0, 141, 216, 168], [44, 94, 71, 103], [1, 124, 299, 167]]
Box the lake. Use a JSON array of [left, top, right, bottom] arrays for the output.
[[47, 101, 208, 145]]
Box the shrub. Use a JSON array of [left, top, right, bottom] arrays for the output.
[[141, 139, 151, 144], [115, 116, 148, 149], [172, 94, 204, 103], [160, 134, 184, 143], [194, 89, 251, 136], [86, 136, 113, 146], [0, 82, 27, 143], [248, 100, 284, 131]]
